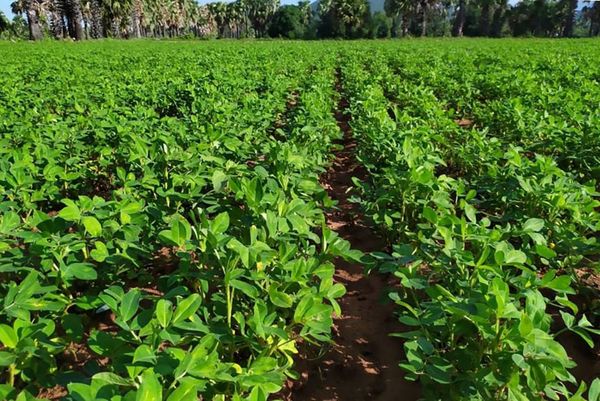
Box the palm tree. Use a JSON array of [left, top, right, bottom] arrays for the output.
[[11, 0, 45, 40], [81, 0, 91, 37], [299, 0, 311, 25], [490, 0, 508, 37], [320, 0, 369, 37], [583, 0, 600, 36], [246, 0, 279, 37], [451, 0, 467, 36], [208, 2, 227, 37], [478, 0, 494, 36], [561, 0, 578, 37], [103, 0, 133, 37], [47, 0, 66, 38], [197, 3, 215, 36], [64, 0, 84, 39], [415, 0, 439, 36], [129, 0, 143, 37], [384, 0, 412, 36], [89, 0, 102, 37]]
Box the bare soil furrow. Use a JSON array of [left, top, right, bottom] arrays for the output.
[[290, 69, 421, 401]]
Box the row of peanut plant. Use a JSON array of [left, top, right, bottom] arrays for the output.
[[0, 41, 360, 401], [383, 40, 600, 181], [340, 40, 600, 401]]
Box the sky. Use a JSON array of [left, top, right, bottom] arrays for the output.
[[1, 0, 11, 18]]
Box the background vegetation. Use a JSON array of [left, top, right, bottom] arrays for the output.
[[0, 0, 599, 41]]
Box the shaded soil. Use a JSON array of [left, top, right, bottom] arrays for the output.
[[287, 70, 421, 401], [561, 331, 600, 384]]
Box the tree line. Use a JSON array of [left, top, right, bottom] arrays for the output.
[[0, 0, 599, 41]]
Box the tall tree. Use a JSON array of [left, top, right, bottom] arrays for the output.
[[583, 0, 600, 36], [384, 0, 415, 36], [11, 0, 44, 40], [479, 0, 493, 36], [319, 0, 369, 38], [298, 0, 312, 25], [246, 0, 279, 37], [64, 0, 84, 39], [208, 2, 227, 37], [490, 0, 508, 36], [89, 0, 103, 37], [452, 0, 467, 36], [268, 4, 305, 38], [561, 0, 578, 36], [0, 11, 10, 33], [417, 0, 431, 36]]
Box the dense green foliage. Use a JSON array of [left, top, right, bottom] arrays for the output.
[[0, 41, 360, 401], [341, 39, 600, 400], [0, 39, 599, 401]]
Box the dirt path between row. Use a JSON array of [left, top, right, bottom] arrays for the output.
[[287, 70, 421, 401]]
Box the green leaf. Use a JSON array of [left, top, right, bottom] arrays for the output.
[[269, 287, 293, 308], [136, 369, 162, 401], [512, 354, 527, 369], [0, 351, 16, 367], [230, 280, 259, 299], [212, 170, 228, 192], [171, 217, 191, 247], [424, 358, 453, 384], [90, 241, 109, 262], [93, 372, 133, 386], [294, 295, 314, 323], [535, 244, 556, 259], [518, 314, 533, 337], [0, 324, 17, 348], [172, 294, 201, 324], [0, 211, 20, 233], [559, 311, 574, 328], [67, 383, 93, 401], [62, 314, 84, 342], [227, 239, 250, 268], [422, 206, 437, 224], [464, 204, 476, 223], [326, 283, 346, 299], [82, 216, 102, 237], [545, 275, 573, 293], [59, 203, 81, 222], [133, 344, 157, 365], [504, 250, 526, 265], [522, 218, 544, 232], [166, 380, 199, 401], [156, 299, 173, 328], [211, 212, 230, 235], [120, 289, 141, 322], [158, 230, 178, 247], [589, 378, 600, 401], [63, 263, 97, 281]]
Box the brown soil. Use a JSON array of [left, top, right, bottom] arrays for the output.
[[286, 70, 421, 401], [37, 385, 68, 400], [455, 118, 473, 128], [576, 267, 600, 292], [60, 340, 109, 371]]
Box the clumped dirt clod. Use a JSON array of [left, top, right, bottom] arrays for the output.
[[288, 69, 421, 401]]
